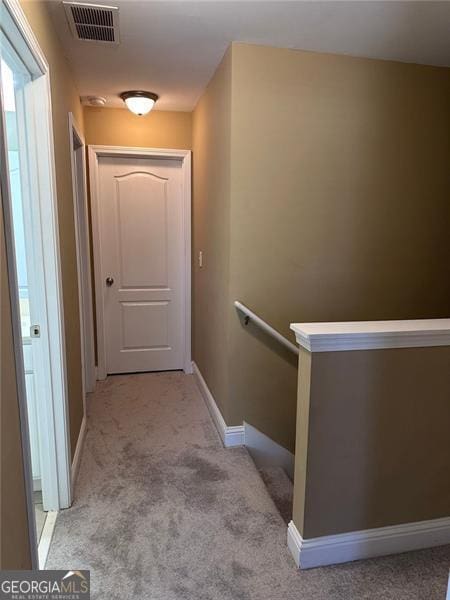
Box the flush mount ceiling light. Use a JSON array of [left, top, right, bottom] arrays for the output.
[[120, 91, 158, 116]]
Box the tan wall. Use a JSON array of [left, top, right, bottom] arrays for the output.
[[192, 49, 233, 419], [293, 346, 450, 537], [21, 0, 85, 458], [84, 107, 192, 149], [226, 43, 450, 451], [193, 42, 450, 452], [1, 209, 32, 569]]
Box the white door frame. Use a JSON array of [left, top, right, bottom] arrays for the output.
[[88, 145, 192, 380], [0, 0, 72, 534], [68, 113, 96, 400]]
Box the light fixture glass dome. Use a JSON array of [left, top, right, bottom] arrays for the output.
[[120, 91, 159, 116]]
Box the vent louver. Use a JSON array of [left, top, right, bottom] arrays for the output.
[[63, 2, 119, 44]]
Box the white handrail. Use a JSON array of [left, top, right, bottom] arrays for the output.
[[234, 301, 299, 356]]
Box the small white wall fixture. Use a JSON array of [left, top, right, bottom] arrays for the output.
[[89, 145, 192, 380]]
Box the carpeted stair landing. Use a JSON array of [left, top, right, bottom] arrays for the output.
[[46, 372, 450, 599], [258, 466, 293, 525]]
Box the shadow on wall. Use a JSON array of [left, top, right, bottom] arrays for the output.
[[235, 309, 298, 370], [230, 307, 298, 453]]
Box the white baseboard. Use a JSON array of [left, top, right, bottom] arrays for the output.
[[244, 422, 295, 480], [71, 415, 87, 491], [38, 511, 57, 569], [192, 361, 245, 447], [287, 517, 450, 569]]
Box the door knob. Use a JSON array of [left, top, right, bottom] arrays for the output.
[[106, 276, 114, 286]]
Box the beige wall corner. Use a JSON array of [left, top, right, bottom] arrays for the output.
[[20, 0, 86, 458], [225, 41, 450, 452], [83, 107, 192, 149], [291, 347, 312, 534], [192, 47, 233, 421]]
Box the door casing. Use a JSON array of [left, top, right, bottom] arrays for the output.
[[88, 145, 192, 380], [69, 113, 96, 401], [0, 0, 73, 567]]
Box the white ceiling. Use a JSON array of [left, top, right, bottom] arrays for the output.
[[47, 0, 450, 112]]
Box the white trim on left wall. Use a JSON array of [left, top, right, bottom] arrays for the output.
[[71, 415, 87, 491], [38, 511, 58, 569], [192, 361, 245, 447], [40, 392, 87, 569]]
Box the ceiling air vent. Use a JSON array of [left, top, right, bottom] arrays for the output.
[[63, 2, 120, 44]]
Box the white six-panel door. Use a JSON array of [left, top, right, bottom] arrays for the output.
[[98, 156, 185, 374]]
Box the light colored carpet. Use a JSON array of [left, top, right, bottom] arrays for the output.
[[46, 372, 450, 599], [258, 466, 293, 525]]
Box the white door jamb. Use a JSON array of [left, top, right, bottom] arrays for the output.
[[68, 112, 96, 402]]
